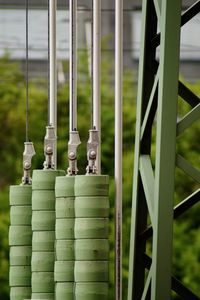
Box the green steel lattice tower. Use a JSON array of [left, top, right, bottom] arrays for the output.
[[128, 0, 200, 299]]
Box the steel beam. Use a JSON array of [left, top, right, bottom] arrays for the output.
[[128, 1, 157, 299], [151, 1, 181, 298], [127, 0, 200, 299]]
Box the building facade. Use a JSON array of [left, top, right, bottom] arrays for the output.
[[0, 0, 199, 82]]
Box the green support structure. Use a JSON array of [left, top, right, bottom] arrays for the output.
[[74, 175, 110, 300], [54, 175, 75, 300], [9, 185, 32, 300], [128, 0, 200, 299], [31, 169, 65, 300], [151, 0, 181, 297]]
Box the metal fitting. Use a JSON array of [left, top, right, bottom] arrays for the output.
[[67, 131, 81, 175], [43, 125, 56, 169], [86, 129, 99, 174], [22, 141, 36, 184]]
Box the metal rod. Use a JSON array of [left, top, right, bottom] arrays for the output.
[[47, 0, 50, 125], [115, 0, 123, 299], [68, 0, 81, 175], [91, 1, 94, 128], [93, 0, 101, 173], [69, 0, 77, 132], [25, 0, 29, 142], [49, 0, 57, 127], [49, 0, 57, 168]]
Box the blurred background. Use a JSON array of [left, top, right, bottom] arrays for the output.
[[0, 0, 200, 299]]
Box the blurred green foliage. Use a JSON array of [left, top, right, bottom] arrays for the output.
[[0, 53, 199, 299]]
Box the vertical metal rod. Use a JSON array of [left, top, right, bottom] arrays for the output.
[[47, 0, 50, 125], [91, 1, 94, 129], [93, 0, 101, 174], [49, 0, 57, 168], [68, 0, 81, 175], [69, 0, 77, 132], [25, 0, 29, 142], [115, 0, 123, 299]]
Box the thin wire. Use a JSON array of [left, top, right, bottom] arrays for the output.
[[25, 0, 29, 142], [47, 0, 50, 125]]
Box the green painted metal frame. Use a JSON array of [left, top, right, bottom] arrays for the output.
[[128, 0, 200, 299], [151, 0, 181, 298]]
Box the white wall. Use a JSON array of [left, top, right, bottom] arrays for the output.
[[0, 9, 70, 60]]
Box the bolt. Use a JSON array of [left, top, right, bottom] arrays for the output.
[[46, 146, 52, 154], [69, 151, 76, 160], [90, 150, 96, 159], [24, 161, 30, 169]]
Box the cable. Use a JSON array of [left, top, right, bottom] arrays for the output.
[[25, 0, 29, 142]]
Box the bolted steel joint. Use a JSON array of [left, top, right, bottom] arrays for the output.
[[67, 131, 81, 175], [86, 129, 99, 174], [22, 141, 36, 185], [43, 125, 56, 169]]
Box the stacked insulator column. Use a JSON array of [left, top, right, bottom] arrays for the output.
[[74, 175, 109, 300], [31, 170, 65, 300], [9, 185, 32, 300], [54, 176, 75, 300]]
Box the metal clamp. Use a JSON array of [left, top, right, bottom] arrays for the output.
[[67, 131, 81, 175], [86, 128, 99, 174], [43, 125, 56, 169], [22, 141, 36, 184]]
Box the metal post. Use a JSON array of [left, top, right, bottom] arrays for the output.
[[85, 20, 92, 77], [69, 0, 77, 132], [68, 0, 81, 175], [93, 0, 101, 174], [151, 1, 181, 298], [115, 0, 123, 299], [86, 1, 101, 175], [49, 0, 57, 168], [128, 1, 157, 298]]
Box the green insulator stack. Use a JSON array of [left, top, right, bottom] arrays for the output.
[[31, 170, 65, 300], [9, 185, 32, 300], [74, 175, 110, 300], [54, 176, 75, 300]]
